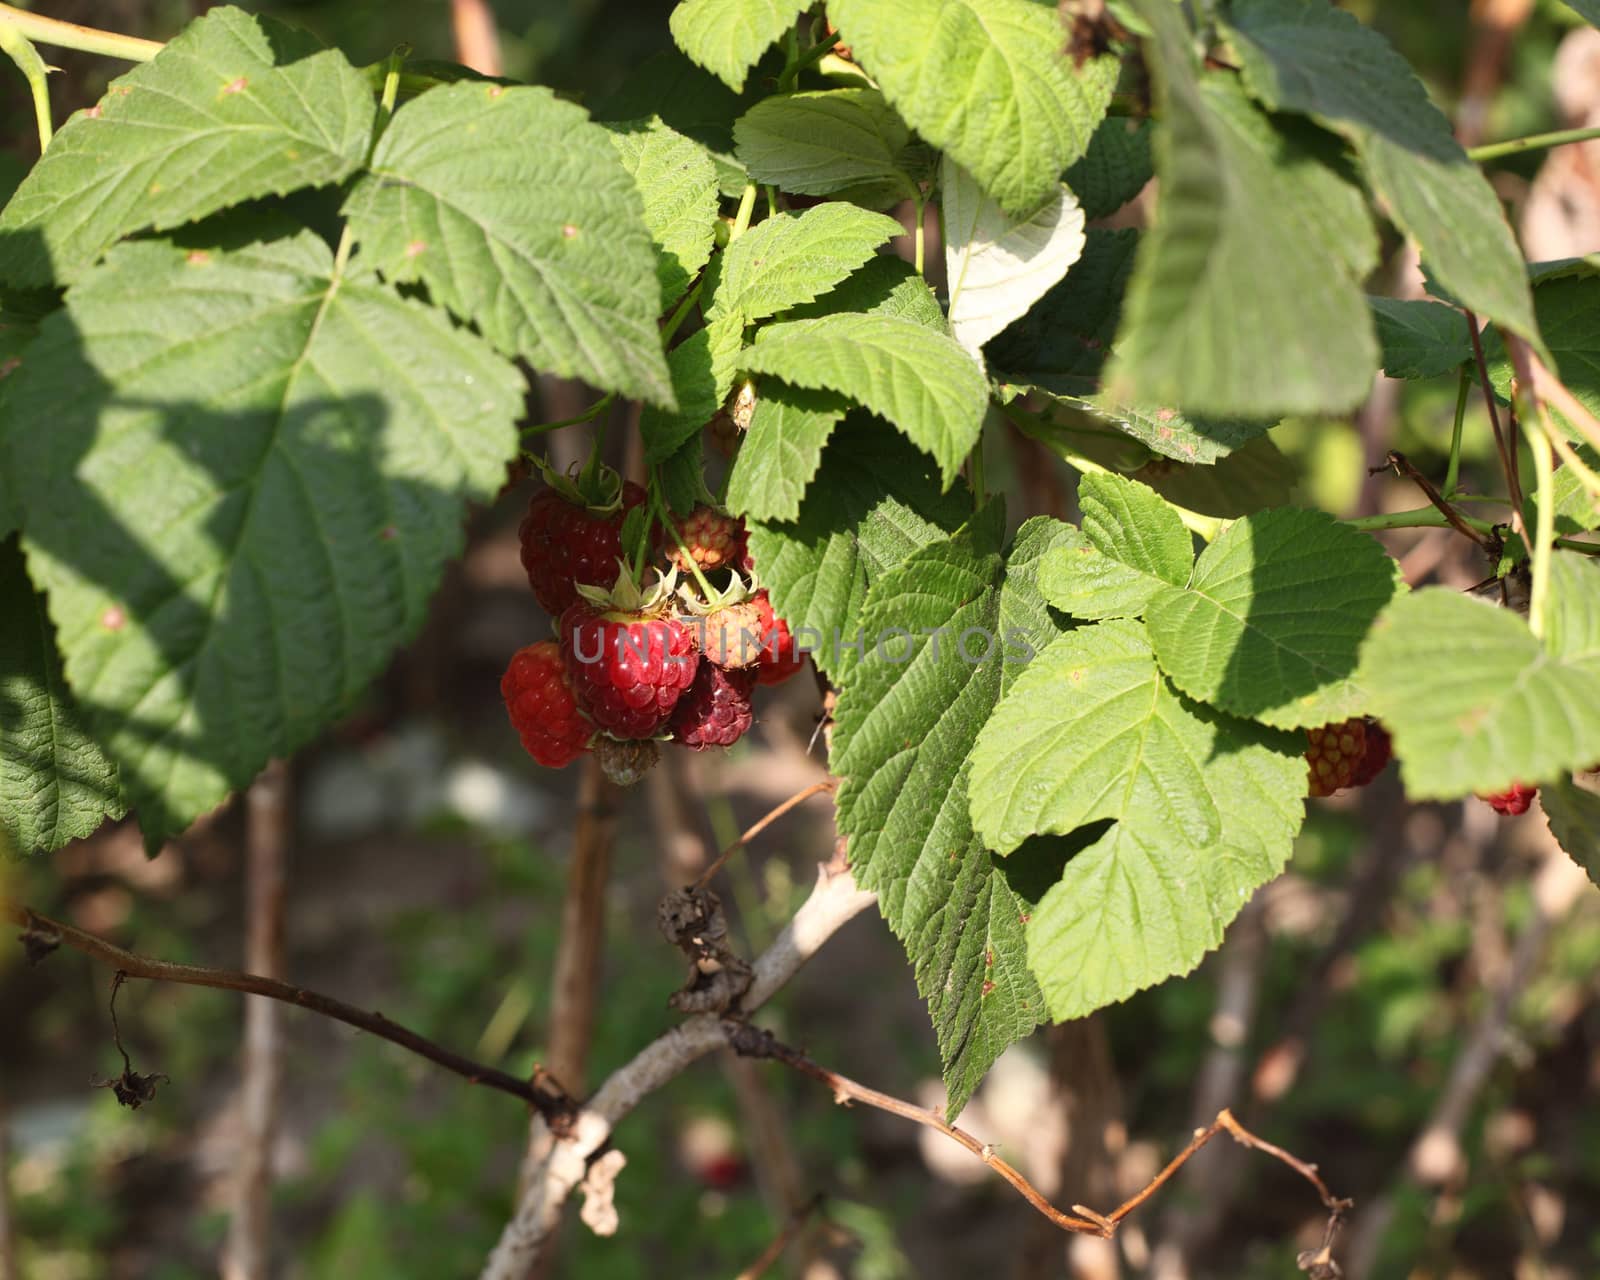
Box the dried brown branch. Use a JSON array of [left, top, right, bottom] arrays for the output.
[[1382, 451, 1492, 547], [2, 900, 574, 1122], [726, 1022, 1351, 1262], [1465, 310, 1527, 537], [223, 761, 290, 1280], [693, 779, 837, 890], [735, 1193, 824, 1280], [479, 860, 877, 1280]]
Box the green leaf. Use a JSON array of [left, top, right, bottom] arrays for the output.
[[659, 433, 708, 515], [1039, 472, 1191, 621], [788, 256, 948, 329], [640, 318, 744, 463], [0, 8, 375, 289], [1486, 276, 1600, 424], [0, 537, 123, 855], [668, 0, 804, 91], [1022, 700, 1303, 1018], [1048, 397, 1272, 465], [967, 619, 1304, 1017], [1137, 436, 1299, 518], [1143, 510, 1399, 728], [942, 157, 1085, 358], [1547, 443, 1600, 534], [707, 204, 904, 324], [595, 48, 758, 197], [1223, 0, 1541, 360], [987, 227, 1138, 397], [605, 117, 720, 310], [747, 423, 970, 679], [1370, 298, 1474, 380], [1109, 4, 1379, 415], [0, 319, 33, 538], [1064, 118, 1153, 221], [734, 89, 918, 208], [740, 313, 990, 484], [1542, 773, 1600, 887], [832, 506, 1062, 1114], [3, 230, 524, 848], [1359, 560, 1600, 799], [725, 385, 849, 522], [828, 0, 1118, 215], [343, 82, 672, 406]]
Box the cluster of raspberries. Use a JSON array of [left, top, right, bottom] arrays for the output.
[[1304, 717, 1541, 815], [500, 473, 805, 784]]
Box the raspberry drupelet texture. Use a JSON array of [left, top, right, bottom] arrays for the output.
[[1479, 782, 1538, 815], [560, 601, 699, 739], [500, 641, 591, 768], [669, 663, 756, 749], [518, 480, 646, 615], [750, 590, 807, 686], [662, 505, 751, 575], [1305, 718, 1390, 797]]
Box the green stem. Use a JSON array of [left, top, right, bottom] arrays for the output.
[[776, 33, 840, 91], [1524, 397, 1558, 639], [1468, 124, 1600, 162], [577, 411, 611, 497], [661, 279, 705, 344], [520, 393, 614, 438], [912, 188, 927, 277], [1346, 505, 1498, 535], [0, 22, 52, 152], [730, 183, 759, 241], [1555, 536, 1600, 555], [0, 4, 160, 62], [1443, 364, 1471, 497]]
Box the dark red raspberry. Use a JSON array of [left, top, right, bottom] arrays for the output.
[[661, 505, 750, 575], [518, 480, 646, 615], [1478, 783, 1538, 815], [669, 663, 755, 749], [500, 641, 591, 768], [750, 590, 806, 686], [1305, 718, 1388, 797], [560, 601, 699, 739]]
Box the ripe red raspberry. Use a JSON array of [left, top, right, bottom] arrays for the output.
[[750, 590, 806, 686], [560, 600, 699, 739], [500, 641, 591, 768], [518, 480, 646, 615], [661, 505, 750, 575], [1478, 782, 1538, 815], [1305, 718, 1388, 797], [668, 663, 756, 749]]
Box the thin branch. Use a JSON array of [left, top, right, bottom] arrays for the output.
[[480, 861, 878, 1280], [223, 761, 289, 1280], [693, 780, 837, 891], [735, 1193, 825, 1280], [0, 3, 161, 62], [2, 900, 575, 1123], [1465, 310, 1527, 538], [1378, 451, 1492, 547], [726, 1022, 1351, 1254], [1469, 122, 1600, 161]]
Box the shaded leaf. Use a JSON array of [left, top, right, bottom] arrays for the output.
[[708, 204, 903, 324], [1369, 297, 1474, 380], [669, 0, 805, 91], [605, 117, 721, 309], [734, 88, 918, 207], [1064, 118, 1153, 220], [725, 384, 849, 521]]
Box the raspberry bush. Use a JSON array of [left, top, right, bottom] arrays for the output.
[[2, 0, 1599, 1271]]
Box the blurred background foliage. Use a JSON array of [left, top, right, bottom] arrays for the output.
[[4, 1, 1600, 1278]]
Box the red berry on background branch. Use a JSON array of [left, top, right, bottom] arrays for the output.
[[1477, 782, 1538, 816], [518, 476, 646, 615], [668, 662, 756, 750], [1305, 718, 1390, 797], [560, 573, 699, 739], [500, 641, 591, 768]]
